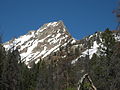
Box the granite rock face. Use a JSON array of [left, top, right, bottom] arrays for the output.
[[4, 21, 76, 67]]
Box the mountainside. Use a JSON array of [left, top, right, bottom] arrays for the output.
[[72, 30, 120, 63], [2, 21, 120, 90], [4, 21, 120, 68], [3, 21, 76, 67]]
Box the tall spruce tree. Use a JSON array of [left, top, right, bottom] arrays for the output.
[[2, 49, 21, 90], [0, 44, 6, 89], [36, 60, 48, 90], [18, 61, 31, 90]]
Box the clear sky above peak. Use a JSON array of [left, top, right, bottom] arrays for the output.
[[0, 0, 118, 42]]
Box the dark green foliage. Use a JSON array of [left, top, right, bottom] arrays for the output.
[[56, 59, 77, 90], [66, 87, 76, 90], [89, 54, 108, 90], [108, 42, 120, 90], [1, 29, 120, 90], [0, 44, 6, 89], [2, 49, 21, 90], [0, 47, 78, 90], [82, 82, 91, 90], [101, 28, 116, 58], [36, 60, 49, 90], [18, 61, 32, 90], [88, 29, 120, 90]]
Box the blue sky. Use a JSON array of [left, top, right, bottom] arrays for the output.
[[0, 0, 118, 42]]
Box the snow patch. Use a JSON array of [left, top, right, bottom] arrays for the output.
[[82, 41, 99, 59], [47, 22, 58, 27], [72, 41, 99, 64], [42, 44, 60, 58], [71, 39, 76, 44]]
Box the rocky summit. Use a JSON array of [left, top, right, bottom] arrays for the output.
[[3, 21, 120, 68], [3, 21, 76, 67]]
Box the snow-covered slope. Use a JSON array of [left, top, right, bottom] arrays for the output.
[[4, 21, 76, 66], [5, 20, 120, 67], [72, 31, 120, 64]]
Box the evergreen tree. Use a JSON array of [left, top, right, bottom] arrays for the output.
[[89, 53, 107, 90], [89, 29, 117, 90], [109, 42, 120, 90], [18, 61, 31, 90], [101, 28, 116, 59], [36, 60, 48, 90], [0, 44, 6, 89], [2, 49, 21, 90]]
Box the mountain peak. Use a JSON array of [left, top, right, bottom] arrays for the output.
[[37, 20, 66, 33], [4, 21, 76, 67], [45, 20, 63, 27]]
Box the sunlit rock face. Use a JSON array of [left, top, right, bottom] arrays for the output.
[[4, 21, 76, 66]]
